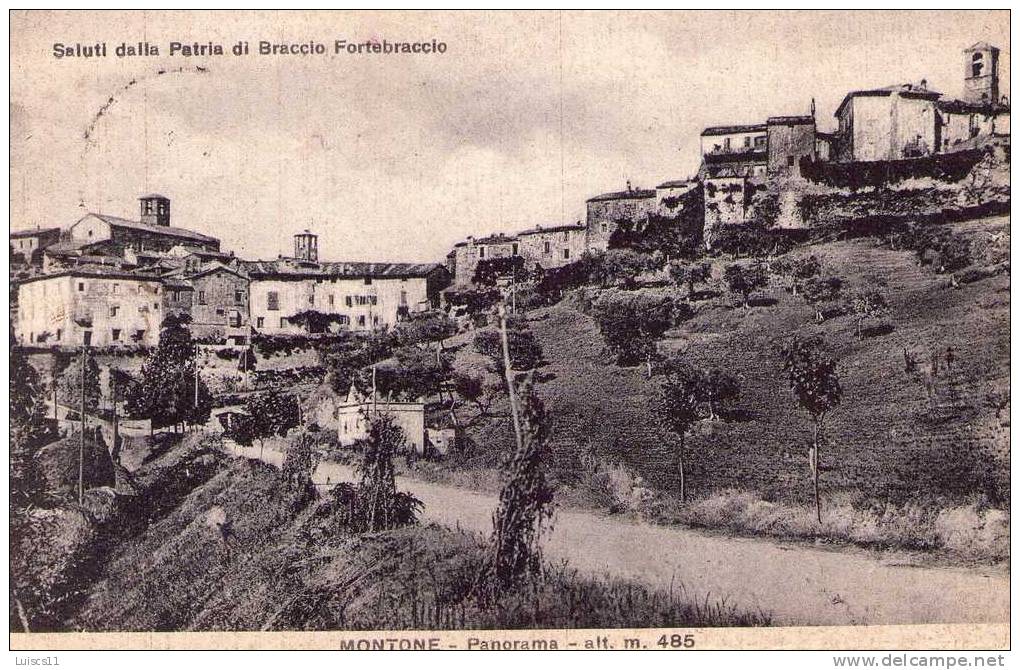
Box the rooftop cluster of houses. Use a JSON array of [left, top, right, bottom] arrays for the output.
[[444, 41, 1010, 281], [12, 195, 451, 349]]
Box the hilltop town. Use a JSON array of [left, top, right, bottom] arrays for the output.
[[10, 38, 1012, 634]]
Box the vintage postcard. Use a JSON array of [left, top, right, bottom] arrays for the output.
[[7, 9, 1010, 655]]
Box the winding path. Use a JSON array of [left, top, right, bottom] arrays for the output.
[[308, 460, 1008, 627]]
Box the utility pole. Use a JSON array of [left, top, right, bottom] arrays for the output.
[[497, 304, 524, 454], [79, 344, 85, 505], [111, 377, 119, 465], [371, 364, 378, 416], [193, 342, 199, 432]]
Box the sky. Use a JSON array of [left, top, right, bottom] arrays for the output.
[[9, 10, 1010, 263]]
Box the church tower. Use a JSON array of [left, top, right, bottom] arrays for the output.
[[963, 42, 1000, 105], [139, 194, 171, 227], [294, 229, 319, 262]]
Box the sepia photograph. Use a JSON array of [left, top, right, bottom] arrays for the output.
[[7, 9, 1011, 655]]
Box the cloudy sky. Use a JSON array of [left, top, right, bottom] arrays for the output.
[[10, 10, 1009, 263]]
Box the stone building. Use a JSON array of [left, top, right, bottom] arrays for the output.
[[10, 227, 61, 268], [835, 44, 1010, 161], [309, 381, 425, 454], [584, 183, 657, 251], [243, 231, 450, 335], [161, 262, 251, 344], [516, 223, 587, 269], [15, 268, 163, 347], [699, 124, 769, 180], [766, 116, 817, 176], [67, 195, 220, 257]]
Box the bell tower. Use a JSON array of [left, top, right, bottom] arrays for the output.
[[964, 42, 1000, 105], [294, 229, 318, 262], [139, 194, 170, 227]]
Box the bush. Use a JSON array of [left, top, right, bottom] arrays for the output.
[[591, 289, 675, 370]]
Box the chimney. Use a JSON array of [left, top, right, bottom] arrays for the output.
[[920, 78, 928, 91], [626, 180, 632, 192], [139, 194, 170, 227]]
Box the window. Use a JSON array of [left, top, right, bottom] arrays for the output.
[[358, 315, 366, 327], [267, 291, 279, 311], [563, 231, 569, 241], [600, 222, 608, 234], [512, 243, 519, 256], [83, 330, 92, 346], [754, 135, 766, 148], [135, 330, 145, 341], [216, 308, 224, 316], [328, 294, 335, 307], [563, 249, 570, 260], [345, 295, 353, 308], [400, 290, 407, 306], [544, 241, 551, 253], [234, 290, 243, 304], [787, 155, 795, 167], [256, 317, 264, 328], [77, 282, 85, 292], [280, 317, 288, 328], [109, 305, 119, 317], [373, 316, 380, 326], [308, 295, 315, 306], [198, 290, 207, 305], [478, 246, 486, 259], [112, 283, 120, 295], [972, 52, 984, 77], [743, 136, 751, 147], [56, 328, 62, 341], [723, 137, 732, 151], [111, 328, 121, 341], [229, 311, 241, 327], [364, 277, 372, 285], [153, 303, 159, 310]]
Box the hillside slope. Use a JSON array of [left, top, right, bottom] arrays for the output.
[[454, 215, 1009, 506]]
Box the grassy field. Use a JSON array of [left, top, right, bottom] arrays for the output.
[[68, 436, 768, 631], [444, 215, 1009, 522]]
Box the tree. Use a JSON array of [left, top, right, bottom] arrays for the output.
[[237, 346, 258, 374], [245, 391, 301, 448], [288, 310, 350, 334], [55, 349, 101, 414], [392, 310, 458, 350], [472, 256, 527, 287], [772, 255, 820, 296], [701, 368, 741, 420], [488, 371, 554, 590], [125, 314, 210, 432], [591, 290, 674, 376], [452, 371, 499, 416], [473, 325, 543, 377], [10, 333, 49, 511], [657, 365, 702, 503], [356, 413, 419, 532], [801, 275, 843, 323], [603, 249, 654, 289], [780, 337, 842, 524], [847, 289, 890, 340], [669, 261, 711, 299], [723, 263, 768, 309], [282, 428, 317, 485], [373, 346, 452, 400]]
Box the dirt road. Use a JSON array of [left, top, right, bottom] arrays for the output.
[[310, 460, 1008, 626]]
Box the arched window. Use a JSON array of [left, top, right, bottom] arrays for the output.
[[972, 52, 984, 77]]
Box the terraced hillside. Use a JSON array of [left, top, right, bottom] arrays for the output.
[[453, 215, 1010, 506]]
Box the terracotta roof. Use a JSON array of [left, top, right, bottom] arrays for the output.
[[767, 115, 814, 126], [10, 227, 60, 239], [139, 193, 169, 200], [965, 41, 998, 52], [656, 179, 695, 189], [517, 223, 585, 236], [86, 213, 219, 244], [703, 149, 767, 165], [835, 84, 941, 118], [473, 233, 517, 245], [239, 259, 446, 279], [936, 97, 1010, 115], [586, 189, 656, 203], [701, 123, 766, 137], [16, 267, 162, 285]]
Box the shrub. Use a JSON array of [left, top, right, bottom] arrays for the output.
[[591, 289, 674, 373], [723, 263, 768, 309]]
